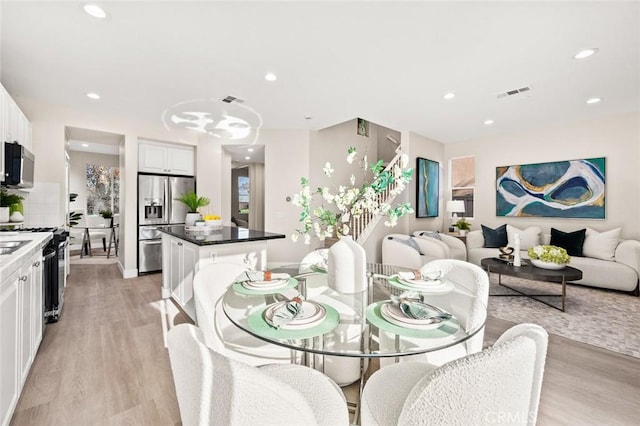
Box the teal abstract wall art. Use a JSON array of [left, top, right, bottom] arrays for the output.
[[416, 157, 439, 218], [496, 157, 606, 218]]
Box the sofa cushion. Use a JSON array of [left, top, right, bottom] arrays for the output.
[[550, 228, 586, 257], [507, 225, 542, 250], [387, 236, 424, 255], [481, 224, 507, 248], [582, 228, 621, 261]]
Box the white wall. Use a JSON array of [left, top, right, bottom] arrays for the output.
[[16, 97, 197, 277], [68, 150, 119, 215], [310, 119, 379, 193], [444, 112, 640, 240], [263, 129, 311, 264]]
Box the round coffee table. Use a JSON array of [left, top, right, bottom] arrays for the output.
[[481, 257, 582, 312]]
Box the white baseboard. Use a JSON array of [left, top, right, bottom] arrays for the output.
[[119, 263, 138, 279]]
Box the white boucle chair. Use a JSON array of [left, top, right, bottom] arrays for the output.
[[167, 324, 349, 426], [379, 259, 489, 368], [362, 323, 549, 426], [193, 262, 292, 365]]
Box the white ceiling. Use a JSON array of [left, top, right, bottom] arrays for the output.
[[2, 1, 639, 144]]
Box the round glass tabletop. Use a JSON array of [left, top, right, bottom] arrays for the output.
[[222, 263, 487, 359]]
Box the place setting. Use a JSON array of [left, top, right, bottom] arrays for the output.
[[366, 292, 460, 339], [247, 290, 340, 339], [231, 270, 298, 295], [386, 269, 454, 294]]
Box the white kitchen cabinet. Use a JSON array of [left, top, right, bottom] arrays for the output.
[[165, 236, 197, 319], [0, 269, 19, 426], [161, 232, 269, 321], [0, 251, 43, 426], [139, 141, 195, 176], [0, 83, 32, 184]]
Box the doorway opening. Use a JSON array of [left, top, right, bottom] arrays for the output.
[[65, 126, 124, 264], [223, 144, 264, 230]]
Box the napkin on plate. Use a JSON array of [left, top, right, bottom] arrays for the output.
[[271, 296, 304, 327]]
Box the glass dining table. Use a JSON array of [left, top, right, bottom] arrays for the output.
[[222, 262, 488, 422]]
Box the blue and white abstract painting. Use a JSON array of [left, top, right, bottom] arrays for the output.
[[496, 157, 606, 218], [417, 157, 439, 218]]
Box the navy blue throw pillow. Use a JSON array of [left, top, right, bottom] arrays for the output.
[[550, 228, 586, 257], [481, 224, 508, 248]]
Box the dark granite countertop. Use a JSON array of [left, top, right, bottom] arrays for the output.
[[158, 225, 286, 246]]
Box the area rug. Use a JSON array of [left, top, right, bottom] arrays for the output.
[[487, 273, 640, 358]]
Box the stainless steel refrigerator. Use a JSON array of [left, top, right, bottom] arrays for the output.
[[138, 174, 195, 274]]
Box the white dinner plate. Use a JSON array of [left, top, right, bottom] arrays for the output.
[[380, 302, 448, 330], [264, 301, 326, 330], [242, 278, 290, 290], [397, 277, 443, 287]]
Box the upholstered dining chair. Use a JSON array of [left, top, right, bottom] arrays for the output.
[[362, 323, 549, 426], [167, 324, 349, 426], [379, 259, 489, 367], [193, 262, 292, 366]]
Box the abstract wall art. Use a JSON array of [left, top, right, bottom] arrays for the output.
[[416, 157, 439, 218], [496, 157, 606, 218]]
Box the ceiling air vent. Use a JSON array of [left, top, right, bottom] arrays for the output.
[[497, 86, 532, 99], [221, 95, 245, 104]]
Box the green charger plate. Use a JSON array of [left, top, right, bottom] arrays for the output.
[[247, 302, 340, 340], [366, 301, 460, 339], [232, 277, 298, 295]]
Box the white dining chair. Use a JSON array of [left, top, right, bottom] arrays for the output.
[[379, 259, 489, 368], [193, 262, 293, 365], [167, 323, 350, 426], [361, 323, 549, 426]]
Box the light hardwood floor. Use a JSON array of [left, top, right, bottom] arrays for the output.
[[11, 263, 640, 425]]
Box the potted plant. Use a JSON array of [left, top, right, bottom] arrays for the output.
[[68, 193, 84, 227], [99, 209, 114, 227], [455, 218, 471, 236], [0, 187, 24, 223], [175, 191, 210, 226]]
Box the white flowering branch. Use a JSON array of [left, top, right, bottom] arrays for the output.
[[291, 147, 413, 244]]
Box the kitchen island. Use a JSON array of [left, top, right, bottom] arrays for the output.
[[159, 225, 285, 320]]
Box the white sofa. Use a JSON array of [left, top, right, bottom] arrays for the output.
[[466, 229, 640, 295], [382, 232, 466, 270]]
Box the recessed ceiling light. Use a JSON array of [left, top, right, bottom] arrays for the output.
[[247, 148, 254, 152], [81, 143, 89, 147], [484, 119, 494, 125], [244, 156, 251, 160], [86, 92, 101, 99], [304, 115, 313, 120], [443, 92, 456, 100], [574, 48, 599, 59], [265, 73, 277, 81], [83, 4, 108, 19], [586, 97, 602, 104]]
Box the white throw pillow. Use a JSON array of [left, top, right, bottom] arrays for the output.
[[506, 225, 542, 250], [582, 228, 621, 261]]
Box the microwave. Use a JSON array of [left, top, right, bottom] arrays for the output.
[[3, 142, 35, 188]]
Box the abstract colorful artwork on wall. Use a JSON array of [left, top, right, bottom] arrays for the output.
[[496, 157, 606, 218], [416, 157, 439, 218]]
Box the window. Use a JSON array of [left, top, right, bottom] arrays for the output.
[[450, 156, 475, 218], [238, 176, 249, 214], [86, 164, 120, 215]]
